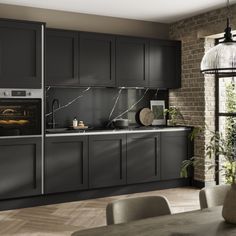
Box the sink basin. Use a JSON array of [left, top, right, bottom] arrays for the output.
[[46, 128, 69, 133]]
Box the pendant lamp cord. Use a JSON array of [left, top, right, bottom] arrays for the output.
[[227, 0, 231, 21]]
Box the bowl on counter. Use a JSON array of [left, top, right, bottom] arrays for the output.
[[112, 119, 129, 129]]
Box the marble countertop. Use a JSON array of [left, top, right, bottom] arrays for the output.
[[45, 126, 191, 137]]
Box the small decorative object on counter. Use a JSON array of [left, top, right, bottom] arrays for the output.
[[138, 108, 154, 126], [113, 119, 129, 129], [78, 121, 85, 128], [150, 100, 165, 125], [73, 117, 78, 128]]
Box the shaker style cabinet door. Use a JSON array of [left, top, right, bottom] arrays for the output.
[[149, 40, 181, 89], [46, 29, 79, 86], [89, 134, 126, 188], [45, 136, 88, 194], [0, 20, 42, 88], [79, 32, 115, 86], [116, 37, 149, 87], [160, 131, 188, 180], [127, 133, 161, 184], [0, 137, 42, 200]]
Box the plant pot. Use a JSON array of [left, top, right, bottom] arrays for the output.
[[222, 183, 236, 224]]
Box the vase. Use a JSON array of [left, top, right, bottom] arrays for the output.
[[222, 183, 236, 224]]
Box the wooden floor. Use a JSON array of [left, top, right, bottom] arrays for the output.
[[0, 187, 200, 236]]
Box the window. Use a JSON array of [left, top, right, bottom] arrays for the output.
[[215, 36, 236, 184]]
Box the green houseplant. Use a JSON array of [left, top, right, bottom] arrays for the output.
[[164, 106, 184, 126]]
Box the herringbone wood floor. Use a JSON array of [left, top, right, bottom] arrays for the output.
[[0, 187, 200, 236]]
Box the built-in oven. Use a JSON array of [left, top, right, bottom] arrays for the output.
[[0, 89, 43, 136]]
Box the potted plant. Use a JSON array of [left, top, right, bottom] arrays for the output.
[[181, 125, 236, 223], [164, 106, 184, 126]]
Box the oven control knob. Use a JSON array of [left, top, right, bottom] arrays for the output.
[[3, 91, 10, 96]]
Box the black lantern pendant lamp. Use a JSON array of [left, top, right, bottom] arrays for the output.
[[201, 0, 236, 77]]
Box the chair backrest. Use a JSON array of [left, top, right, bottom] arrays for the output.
[[106, 195, 172, 225], [199, 184, 231, 209]]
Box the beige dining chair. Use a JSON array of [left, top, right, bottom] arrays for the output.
[[199, 184, 231, 209], [106, 195, 172, 225]]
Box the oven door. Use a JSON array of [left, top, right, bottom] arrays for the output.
[[0, 99, 42, 136]]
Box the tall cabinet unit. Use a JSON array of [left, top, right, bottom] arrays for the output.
[[0, 20, 42, 88], [0, 137, 42, 200], [79, 32, 115, 86], [46, 29, 79, 86]]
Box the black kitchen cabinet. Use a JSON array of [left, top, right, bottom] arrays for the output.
[[0, 20, 42, 88], [45, 136, 88, 194], [46, 29, 79, 86], [127, 133, 160, 184], [0, 137, 42, 200], [149, 40, 181, 88], [116, 37, 149, 87], [160, 131, 189, 180], [79, 32, 115, 86], [89, 134, 126, 188]]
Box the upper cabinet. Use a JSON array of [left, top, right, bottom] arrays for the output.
[[46, 29, 79, 86], [45, 28, 181, 89], [149, 40, 181, 89], [116, 37, 149, 87], [0, 20, 42, 88], [79, 32, 115, 87]]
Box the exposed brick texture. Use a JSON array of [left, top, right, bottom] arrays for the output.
[[169, 5, 236, 183]]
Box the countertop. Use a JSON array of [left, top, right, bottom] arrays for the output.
[[45, 126, 191, 137], [72, 206, 235, 236]]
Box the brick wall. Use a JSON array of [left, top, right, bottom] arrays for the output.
[[169, 5, 236, 184]]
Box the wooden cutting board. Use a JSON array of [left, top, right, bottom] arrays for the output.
[[139, 108, 154, 126]]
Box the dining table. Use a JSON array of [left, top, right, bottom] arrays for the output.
[[71, 206, 236, 236]]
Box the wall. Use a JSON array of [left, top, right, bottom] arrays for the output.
[[46, 88, 168, 128], [0, 3, 169, 39], [169, 4, 236, 185]]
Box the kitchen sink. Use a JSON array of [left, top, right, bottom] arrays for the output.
[[46, 128, 69, 133]]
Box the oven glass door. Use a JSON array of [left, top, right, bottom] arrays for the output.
[[0, 99, 42, 136]]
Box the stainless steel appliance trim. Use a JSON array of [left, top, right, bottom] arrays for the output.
[[41, 24, 45, 195], [0, 89, 43, 99], [0, 134, 42, 139]]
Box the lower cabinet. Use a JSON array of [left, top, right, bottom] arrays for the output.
[[160, 131, 189, 180], [127, 133, 160, 184], [0, 137, 42, 200], [45, 136, 88, 194], [89, 134, 126, 188]]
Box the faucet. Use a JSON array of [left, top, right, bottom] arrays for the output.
[[51, 99, 60, 129]]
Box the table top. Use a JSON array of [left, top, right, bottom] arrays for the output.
[[72, 206, 236, 236]]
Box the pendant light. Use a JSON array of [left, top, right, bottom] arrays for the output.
[[200, 0, 236, 77]]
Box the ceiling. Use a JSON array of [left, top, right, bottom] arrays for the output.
[[0, 0, 236, 23]]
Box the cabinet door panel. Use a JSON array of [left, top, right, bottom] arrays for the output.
[[46, 29, 78, 86], [45, 136, 88, 194], [79, 33, 115, 86], [116, 37, 149, 87], [0, 21, 42, 88], [89, 134, 126, 188], [127, 133, 160, 184], [161, 131, 188, 180], [149, 40, 181, 88], [0, 137, 41, 200]]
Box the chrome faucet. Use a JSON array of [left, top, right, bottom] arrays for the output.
[[51, 99, 60, 129]]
